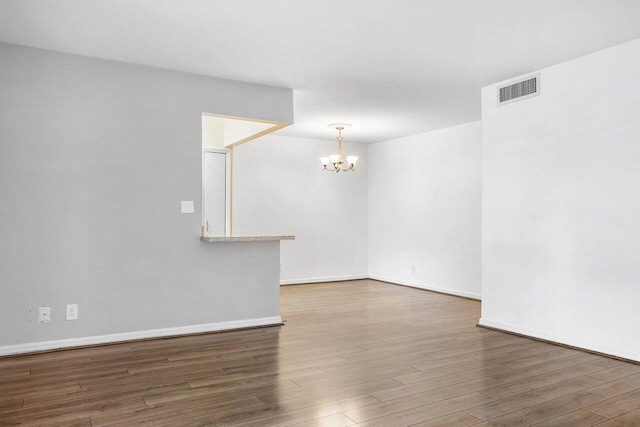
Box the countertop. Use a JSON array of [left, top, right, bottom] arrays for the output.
[[200, 235, 295, 242]]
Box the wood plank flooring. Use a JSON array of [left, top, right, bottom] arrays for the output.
[[2, 279, 640, 426]]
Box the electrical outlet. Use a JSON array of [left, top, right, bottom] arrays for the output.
[[411, 265, 416, 274], [38, 306, 51, 323], [66, 304, 78, 320]]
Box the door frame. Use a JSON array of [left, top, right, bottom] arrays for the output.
[[202, 148, 232, 236]]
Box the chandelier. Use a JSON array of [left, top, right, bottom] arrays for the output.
[[320, 123, 358, 172]]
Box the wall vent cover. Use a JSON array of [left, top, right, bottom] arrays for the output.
[[498, 74, 540, 105]]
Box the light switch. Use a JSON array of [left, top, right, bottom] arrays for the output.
[[181, 201, 195, 213]]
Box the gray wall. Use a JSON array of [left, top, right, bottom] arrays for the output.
[[0, 43, 293, 348]]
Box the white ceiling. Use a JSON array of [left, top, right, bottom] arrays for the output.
[[1, 1, 640, 143]]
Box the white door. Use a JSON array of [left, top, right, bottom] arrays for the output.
[[203, 150, 229, 235]]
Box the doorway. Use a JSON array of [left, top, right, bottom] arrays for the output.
[[202, 149, 230, 236]]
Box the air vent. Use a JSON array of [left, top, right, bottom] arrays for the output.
[[498, 74, 540, 105]]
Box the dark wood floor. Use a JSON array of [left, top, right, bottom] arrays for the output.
[[2, 280, 640, 426]]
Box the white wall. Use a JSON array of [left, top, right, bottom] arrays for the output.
[[233, 134, 368, 284], [480, 38, 640, 361], [223, 119, 274, 147], [368, 122, 482, 299], [0, 43, 292, 353], [202, 115, 225, 149]]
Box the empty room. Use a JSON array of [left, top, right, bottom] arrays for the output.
[[2, 1, 640, 426]]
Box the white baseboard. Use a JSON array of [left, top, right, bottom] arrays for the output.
[[368, 275, 482, 300], [280, 275, 368, 285], [0, 316, 282, 357], [478, 317, 640, 363], [281, 274, 482, 301]]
